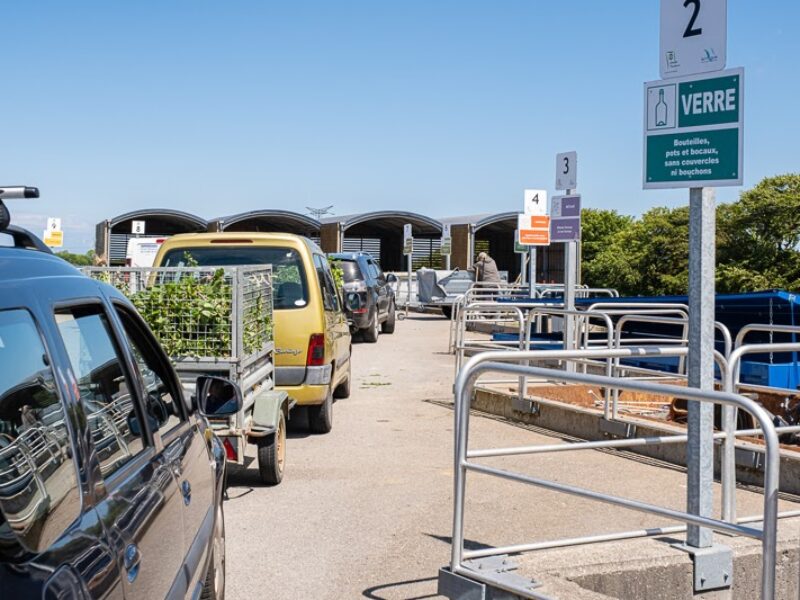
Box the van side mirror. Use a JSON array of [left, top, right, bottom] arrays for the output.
[[196, 376, 243, 417], [386, 273, 398, 284]]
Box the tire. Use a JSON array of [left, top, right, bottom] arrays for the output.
[[256, 411, 286, 485], [362, 310, 379, 343], [333, 358, 351, 399], [308, 386, 333, 434], [441, 306, 453, 319], [201, 504, 226, 600], [381, 300, 396, 334]]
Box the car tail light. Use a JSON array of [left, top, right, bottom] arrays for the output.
[[307, 334, 325, 366], [223, 438, 237, 461]]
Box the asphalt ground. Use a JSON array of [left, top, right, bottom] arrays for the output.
[[223, 312, 796, 600]]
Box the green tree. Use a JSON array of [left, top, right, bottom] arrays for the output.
[[56, 249, 96, 266], [581, 208, 634, 270], [716, 174, 800, 292], [584, 206, 689, 296]]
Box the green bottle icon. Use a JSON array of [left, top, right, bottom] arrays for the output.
[[655, 88, 668, 127]]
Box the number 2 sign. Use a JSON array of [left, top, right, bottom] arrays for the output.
[[660, 0, 726, 79]]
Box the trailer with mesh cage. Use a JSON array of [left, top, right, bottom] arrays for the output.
[[83, 265, 292, 485]]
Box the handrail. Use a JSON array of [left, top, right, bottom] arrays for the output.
[[450, 347, 781, 600], [734, 323, 800, 349], [722, 341, 800, 525], [454, 304, 526, 375]]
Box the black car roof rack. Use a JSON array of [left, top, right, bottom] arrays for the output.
[[0, 186, 52, 254], [1, 224, 53, 254]]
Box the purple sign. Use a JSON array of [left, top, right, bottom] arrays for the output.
[[559, 196, 581, 217], [550, 217, 581, 242]]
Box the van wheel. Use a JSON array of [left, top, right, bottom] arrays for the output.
[[256, 411, 286, 485], [362, 312, 379, 343], [333, 359, 351, 399], [308, 387, 333, 434], [201, 504, 225, 600]]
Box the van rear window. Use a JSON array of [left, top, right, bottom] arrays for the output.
[[161, 247, 309, 310]]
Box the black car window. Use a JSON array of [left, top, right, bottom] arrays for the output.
[[114, 305, 187, 432], [55, 306, 147, 479], [367, 261, 381, 280], [0, 309, 81, 552], [336, 260, 362, 283], [161, 246, 308, 310]]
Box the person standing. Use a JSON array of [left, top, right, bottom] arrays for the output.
[[470, 252, 502, 284]]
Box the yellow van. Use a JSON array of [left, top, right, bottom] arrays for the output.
[[153, 232, 352, 433]]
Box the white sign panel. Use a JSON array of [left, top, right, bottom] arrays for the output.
[[440, 224, 452, 256], [46, 217, 62, 233], [660, 0, 726, 79], [523, 189, 547, 216], [555, 151, 577, 190], [132, 220, 146, 235], [403, 223, 413, 256]]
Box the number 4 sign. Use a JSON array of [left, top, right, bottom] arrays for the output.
[[660, 0, 726, 79], [556, 152, 577, 191]]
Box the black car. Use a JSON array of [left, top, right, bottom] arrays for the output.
[[329, 252, 397, 342], [0, 197, 235, 599]]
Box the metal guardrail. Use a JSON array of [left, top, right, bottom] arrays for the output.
[[449, 348, 783, 599]]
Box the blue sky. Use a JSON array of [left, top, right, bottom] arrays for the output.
[[1, 1, 798, 251]]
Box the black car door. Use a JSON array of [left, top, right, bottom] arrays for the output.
[[110, 303, 216, 598], [52, 303, 186, 600], [367, 259, 389, 318], [0, 305, 123, 600]]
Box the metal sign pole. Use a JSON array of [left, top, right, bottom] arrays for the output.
[[686, 186, 716, 546], [529, 247, 536, 297], [563, 190, 577, 372], [407, 253, 413, 312]]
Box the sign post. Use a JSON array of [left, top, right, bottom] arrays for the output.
[[440, 224, 452, 271], [646, 1, 736, 591], [513, 230, 528, 285], [403, 224, 413, 311], [522, 190, 547, 297], [43, 217, 64, 248], [551, 193, 581, 370], [554, 152, 580, 371]]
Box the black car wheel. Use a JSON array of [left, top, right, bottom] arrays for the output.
[[201, 503, 225, 600], [362, 311, 379, 343], [381, 300, 396, 334]]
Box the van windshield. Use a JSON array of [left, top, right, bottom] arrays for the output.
[[161, 246, 309, 310]]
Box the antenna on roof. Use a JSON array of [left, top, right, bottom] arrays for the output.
[[306, 206, 334, 220]]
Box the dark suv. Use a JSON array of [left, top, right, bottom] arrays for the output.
[[329, 252, 396, 342], [0, 219, 235, 598]]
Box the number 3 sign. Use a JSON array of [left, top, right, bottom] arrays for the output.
[[555, 151, 577, 191], [660, 0, 727, 79]]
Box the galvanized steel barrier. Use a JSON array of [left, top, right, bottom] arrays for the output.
[[449, 347, 784, 599]]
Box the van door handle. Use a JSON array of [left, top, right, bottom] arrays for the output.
[[124, 544, 142, 583]]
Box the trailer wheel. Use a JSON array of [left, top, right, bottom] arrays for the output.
[[257, 411, 286, 485]]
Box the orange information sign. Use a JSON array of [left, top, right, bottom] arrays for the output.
[[517, 214, 551, 246]]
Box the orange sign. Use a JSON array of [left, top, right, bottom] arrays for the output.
[[517, 214, 551, 246], [519, 229, 550, 245]]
